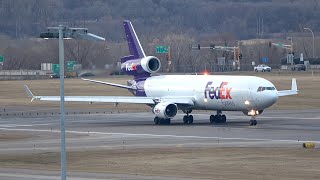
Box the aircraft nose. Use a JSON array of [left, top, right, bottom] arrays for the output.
[[267, 91, 278, 107]]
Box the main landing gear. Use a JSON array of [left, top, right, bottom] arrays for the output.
[[183, 109, 193, 124], [210, 110, 227, 124], [154, 117, 171, 125]]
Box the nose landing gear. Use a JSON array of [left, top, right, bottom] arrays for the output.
[[249, 118, 257, 126]]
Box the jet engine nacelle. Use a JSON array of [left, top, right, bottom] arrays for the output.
[[243, 110, 264, 116], [152, 102, 178, 119], [121, 56, 161, 76], [140, 56, 161, 73]]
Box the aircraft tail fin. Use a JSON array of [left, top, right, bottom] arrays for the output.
[[121, 20, 146, 63], [119, 20, 161, 81]]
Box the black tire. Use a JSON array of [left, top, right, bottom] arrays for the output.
[[214, 115, 221, 123], [253, 120, 257, 126], [249, 120, 254, 126], [188, 115, 194, 124], [154, 117, 159, 125], [221, 115, 226, 123], [210, 115, 215, 123], [183, 116, 188, 124]]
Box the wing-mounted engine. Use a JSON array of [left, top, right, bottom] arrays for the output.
[[152, 102, 178, 119]]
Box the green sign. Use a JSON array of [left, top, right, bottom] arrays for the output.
[[53, 64, 60, 75], [0, 55, 4, 63], [67, 60, 76, 72], [277, 43, 283, 47], [156, 46, 169, 53]]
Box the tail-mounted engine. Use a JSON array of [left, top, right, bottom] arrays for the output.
[[121, 56, 161, 77], [152, 102, 178, 119]]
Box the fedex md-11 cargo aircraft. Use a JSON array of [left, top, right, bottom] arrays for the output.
[[24, 20, 298, 126]]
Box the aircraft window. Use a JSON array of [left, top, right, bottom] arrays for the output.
[[258, 86, 276, 92]]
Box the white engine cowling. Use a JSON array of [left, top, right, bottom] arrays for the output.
[[153, 102, 178, 119], [140, 56, 161, 73]]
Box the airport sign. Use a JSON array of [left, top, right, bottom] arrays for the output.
[[156, 46, 168, 53], [53, 64, 60, 74], [0, 55, 4, 64], [67, 60, 76, 71]]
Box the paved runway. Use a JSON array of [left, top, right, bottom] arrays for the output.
[[1, 109, 320, 179]]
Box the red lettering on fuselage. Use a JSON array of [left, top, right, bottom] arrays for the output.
[[204, 81, 232, 100]]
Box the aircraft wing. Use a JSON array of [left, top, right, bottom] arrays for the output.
[[24, 85, 194, 106], [277, 78, 298, 97]]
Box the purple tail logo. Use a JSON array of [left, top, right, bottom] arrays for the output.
[[204, 81, 232, 100]]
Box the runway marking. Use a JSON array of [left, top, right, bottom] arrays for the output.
[[0, 127, 319, 144], [0, 124, 52, 128], [192, 114, 320, 120], [0, 172, 107, 180]]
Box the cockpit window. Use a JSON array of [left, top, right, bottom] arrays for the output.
[[257, 86, 276, 92]]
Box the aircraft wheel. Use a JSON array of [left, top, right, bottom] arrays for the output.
[[249, 119, 257, 126], [154, 117, 159, 125], [221, 115, 226, 123], [253, 119, 257, 126], [183, 116, 188, 124], [210, 115, 215, 123], [214, 115, 221, 123], [188, 115, 193, 124]]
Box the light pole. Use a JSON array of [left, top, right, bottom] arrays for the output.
[[304, 27, 315, 58], [40, 26, 104, 180]]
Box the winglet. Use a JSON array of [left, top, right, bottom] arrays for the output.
[[292, 78, 298, 92], [24, 85, 35, 102]]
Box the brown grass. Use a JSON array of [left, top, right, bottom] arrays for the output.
[[0, 147, 319, 179], [0, 72, 319, 111]]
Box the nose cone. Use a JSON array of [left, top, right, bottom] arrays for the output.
[[263, 91, 278, 108]]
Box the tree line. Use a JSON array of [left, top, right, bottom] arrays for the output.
[[0, 0, 319, 71]]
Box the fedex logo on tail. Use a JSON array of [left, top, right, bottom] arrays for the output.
[[204, 81, 232, 100], [125, 63, 137, 71]]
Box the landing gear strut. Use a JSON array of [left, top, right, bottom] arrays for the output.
[[154, 117, 171, 125], [210, 110, 227, 124], [183, 109, 193, 124]]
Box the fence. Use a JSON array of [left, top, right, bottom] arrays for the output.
[[0, 70, 51, 80]]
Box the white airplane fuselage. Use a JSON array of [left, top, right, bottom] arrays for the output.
[[144, 75, 278, 112]]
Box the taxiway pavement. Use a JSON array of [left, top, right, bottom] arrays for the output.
[[1, 109, 320, 179]]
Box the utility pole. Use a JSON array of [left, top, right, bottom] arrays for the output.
[[40, 26, 105, 180], [304, 27, 315, 58]]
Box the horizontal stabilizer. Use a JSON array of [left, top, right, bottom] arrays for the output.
[[81, 78, 135, 90], [277, 78, 298, 97]]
